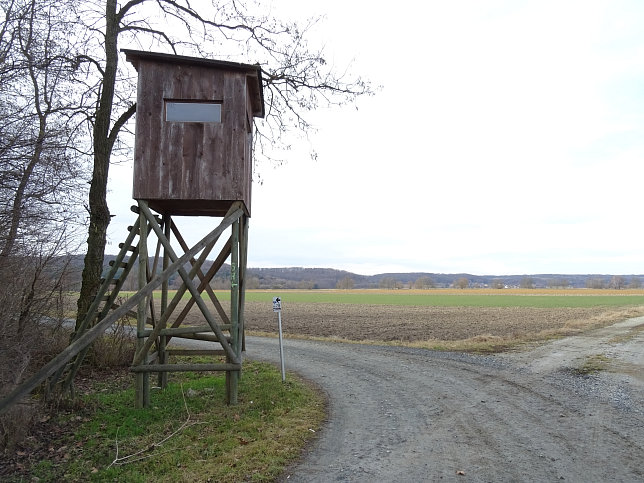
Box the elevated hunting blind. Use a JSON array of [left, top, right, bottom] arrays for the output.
[[124, 49, 264, 216], [0, 50, 265, 414]]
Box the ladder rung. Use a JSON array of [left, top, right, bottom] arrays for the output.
[[119, 243, 136, 251]]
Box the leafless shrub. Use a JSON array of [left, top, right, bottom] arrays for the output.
[[87, 309, 135, 369], [0, 251, 74, 452]]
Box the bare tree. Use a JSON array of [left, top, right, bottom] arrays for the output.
[[453, 277, 469, 289], [413, 276, 435, 289], [586, 277, 606, 289], [0, 0, 86, 258], [519, 277, 535, 289], [379, 276, 397, 290], [547, 278, 569, 289], [609, 275, 626, 290], [71, 0, 373, 329], [0, 0, 86, 449], [336, 276, 354, 290]]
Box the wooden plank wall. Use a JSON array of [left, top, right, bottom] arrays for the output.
[[133, 60, 252, 215]]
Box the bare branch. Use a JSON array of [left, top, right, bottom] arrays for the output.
[[107, 102, 135, 150]]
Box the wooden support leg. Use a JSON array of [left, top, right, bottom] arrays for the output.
[[159, 214, 171, 389], [136, 202, 149, 408], [227, 219, 240, 405], [240, 215, 249, 354]]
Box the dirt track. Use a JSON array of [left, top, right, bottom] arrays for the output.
[[235, 316, 644, 482]]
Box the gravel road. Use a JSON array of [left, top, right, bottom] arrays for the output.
[[243, 317, 644, 482]]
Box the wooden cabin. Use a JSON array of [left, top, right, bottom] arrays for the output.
[[123, 50, 264, 216]]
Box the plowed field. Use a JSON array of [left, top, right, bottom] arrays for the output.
[[170, 296, 644, 349], [243, 303, 642, 342]]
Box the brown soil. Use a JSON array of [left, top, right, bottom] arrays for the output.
[[245, 303, 597, 341]]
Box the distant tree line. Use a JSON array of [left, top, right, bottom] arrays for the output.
[[586, 275, 641, 290], [58, 257, 644, 291]]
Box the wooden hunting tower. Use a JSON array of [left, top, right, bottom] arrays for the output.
[[123, 49, 264, 216], [100, 50, 265, 408], [0, 51, 266, 413]]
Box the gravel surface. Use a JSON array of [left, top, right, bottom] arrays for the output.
[[240, 317, 644, 482]]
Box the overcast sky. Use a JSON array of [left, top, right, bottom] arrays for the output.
[[108, 0, 644, 276]]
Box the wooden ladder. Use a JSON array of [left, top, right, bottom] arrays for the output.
[[48, 209, 157, 396]]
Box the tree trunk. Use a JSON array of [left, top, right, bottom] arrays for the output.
[[75, 0, 119, 330]]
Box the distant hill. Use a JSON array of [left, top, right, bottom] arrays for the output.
[[60, 255, 642, 290], [243, 268, 642, 290]]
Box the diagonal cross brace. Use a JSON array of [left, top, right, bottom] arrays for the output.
[[132, 201, 241, 366], [130, 228, 218, 365], [171, 222, 232, 326], [169, 236, 232, 331], [142, 235, 220, 350]]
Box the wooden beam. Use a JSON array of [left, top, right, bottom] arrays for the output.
[[239, 215, 249, 353], [130, 363, 241, 373], [228, 218, 240, 404], [141, 228, 219, 339], [166, 349, 226, 357], [141, 325, 232, 337], [174, 333, 229, 343], [165, 237, 231, 331], [160, 214, 171, 388]]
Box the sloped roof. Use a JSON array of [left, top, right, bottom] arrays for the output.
[[122, 49, 265, 118]]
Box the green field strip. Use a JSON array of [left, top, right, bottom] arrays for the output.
[[150, 291, 644, 308]]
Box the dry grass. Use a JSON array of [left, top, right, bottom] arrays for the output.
[[574, 354, 612, 375]]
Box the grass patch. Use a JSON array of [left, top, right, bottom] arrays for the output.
[[138, 289, 644, 309], [20, 361, 324, 482], [574, 354, 612, 375]]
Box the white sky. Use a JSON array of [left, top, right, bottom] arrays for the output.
[[108, 0, 644, 276]]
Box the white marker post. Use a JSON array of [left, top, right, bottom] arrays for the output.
[[273, 296, 286, 382]]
